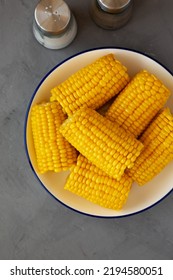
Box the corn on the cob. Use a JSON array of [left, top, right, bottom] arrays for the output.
[[59, 107, 144, 180], [50, 54, 130, 116], [65, 154, 133, 210], [30, 101, 78, 173], [105, 70, 170, 137], [128, 108, 173, 186]]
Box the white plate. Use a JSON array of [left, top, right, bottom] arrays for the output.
[[24, 47, 173, 218]]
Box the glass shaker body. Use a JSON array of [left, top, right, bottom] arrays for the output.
[[90, 0, 133, 30]]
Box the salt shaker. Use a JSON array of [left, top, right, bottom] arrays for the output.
[[33, 0, 77, 49], [90, 0, 133, 30]]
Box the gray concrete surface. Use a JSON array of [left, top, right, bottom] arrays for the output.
[[0, 0, 173, 260]]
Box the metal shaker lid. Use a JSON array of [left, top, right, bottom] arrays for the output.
[[97, 0, 131, 14], [34, 0, 71, 36]]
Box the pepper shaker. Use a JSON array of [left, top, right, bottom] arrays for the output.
[[33, 0, 77, 49], [90, 0, 133, 30]]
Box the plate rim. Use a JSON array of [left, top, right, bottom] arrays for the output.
[[24, 46, 173, 218]]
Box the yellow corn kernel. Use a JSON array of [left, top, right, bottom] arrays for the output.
[[31, 101, 78, 174], [50, 54, 130, 116], [59, 107, 143, 181], [128, 108, 173, 186], [65, 155, 133, 210], [105, 70, 170, 137]]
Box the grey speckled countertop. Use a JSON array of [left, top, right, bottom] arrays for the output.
[[0, 0, 173, 260]]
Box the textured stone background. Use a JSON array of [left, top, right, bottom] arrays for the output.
[[0, 0, 172, 260]]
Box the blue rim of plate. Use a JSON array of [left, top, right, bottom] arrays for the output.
[[24, 46, 173, 219]]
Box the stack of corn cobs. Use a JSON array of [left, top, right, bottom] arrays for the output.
[[31, 53, 173, 210]]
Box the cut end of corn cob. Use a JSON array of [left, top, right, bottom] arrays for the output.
[[105, 70, 171, 137], [128, 108, 173, 186], [65, 155, 133, 210], [50, 53, 130, 116], [59, 107, 144, 181], [30, 101, 78, 174]]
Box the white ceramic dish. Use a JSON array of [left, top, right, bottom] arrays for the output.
[[24, 47, 173, 218]]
